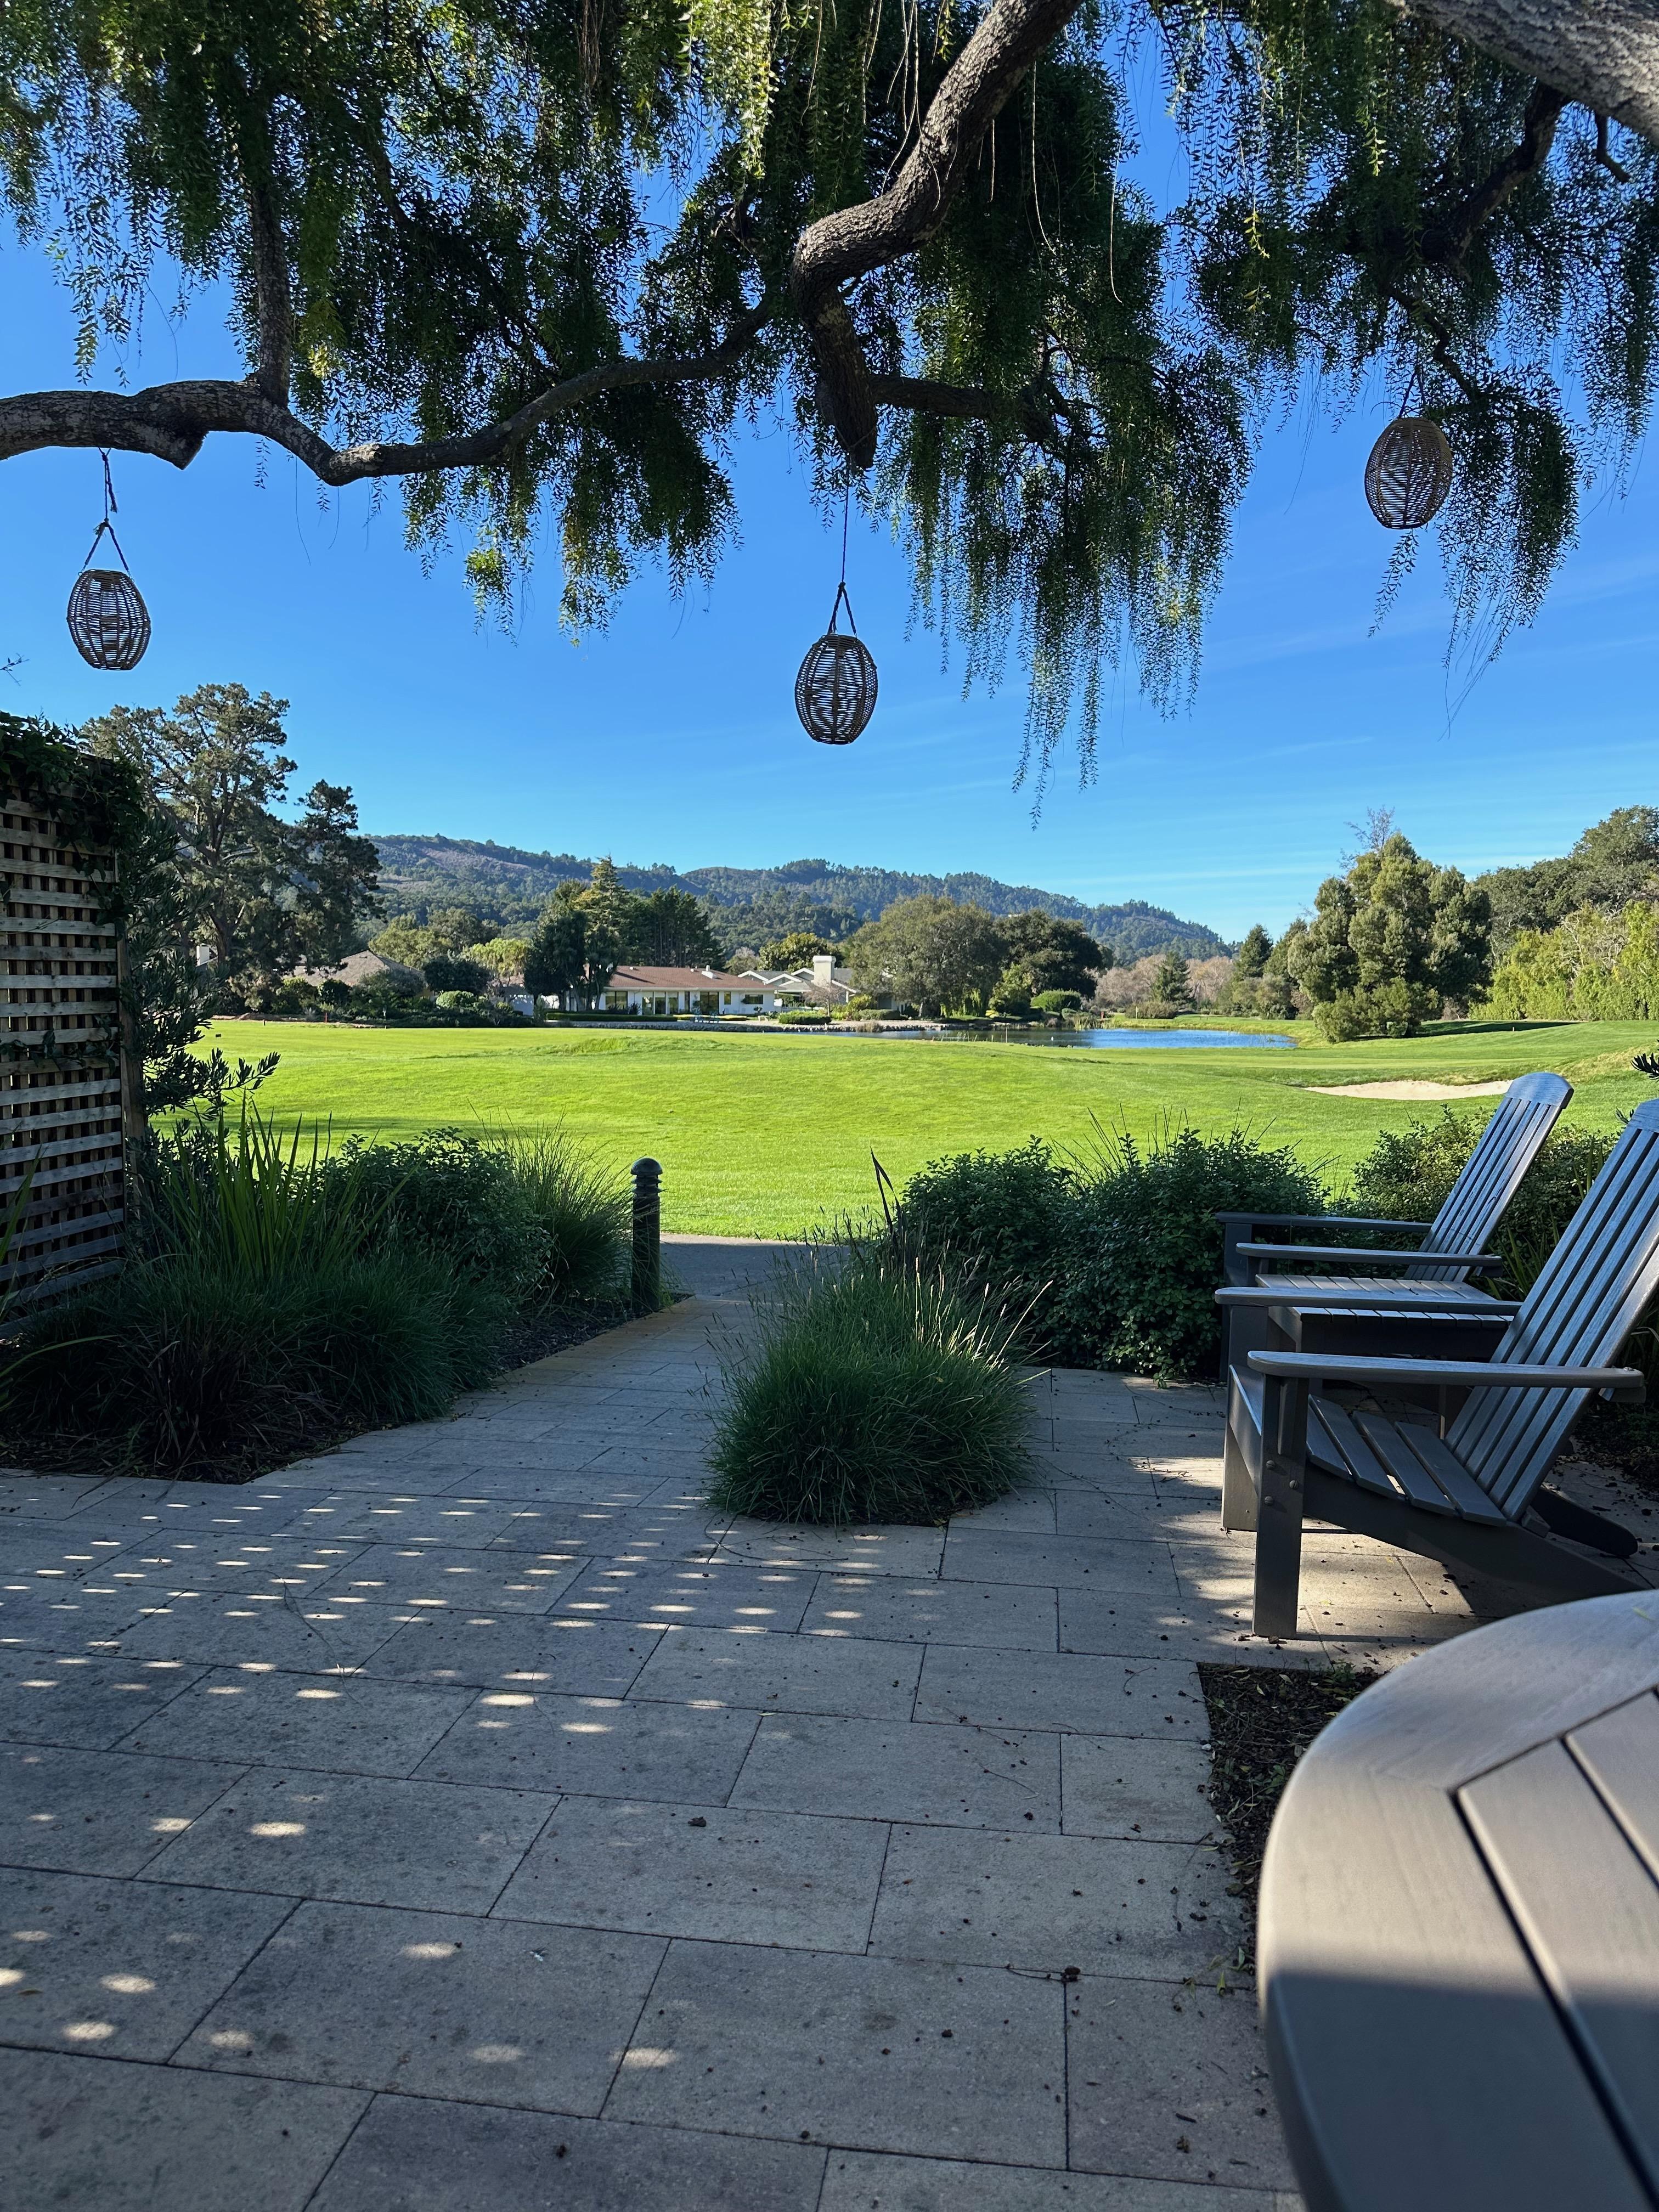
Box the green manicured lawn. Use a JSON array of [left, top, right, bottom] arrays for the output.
[[199, 1017, 1655, 1237]]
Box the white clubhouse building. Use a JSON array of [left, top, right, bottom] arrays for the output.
[[598, 966, 777, 1015]]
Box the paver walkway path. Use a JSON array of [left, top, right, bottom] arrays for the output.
[[4, 1240, 1655, 2210]]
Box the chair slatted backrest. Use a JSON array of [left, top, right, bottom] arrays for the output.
[[1407, 1071, 1572, 1282], [1449, 1099, 1659, 1514]]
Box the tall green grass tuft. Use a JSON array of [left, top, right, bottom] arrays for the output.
[[139, 1104, 375, 1275], [493, 1128, 630, 1304], [707, 1245, 1032, 1526], [9, 1253, 509, 1477], [8, 1105, 628, 1478]]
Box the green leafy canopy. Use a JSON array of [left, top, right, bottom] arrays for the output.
[[3, 0, 1655, 787]]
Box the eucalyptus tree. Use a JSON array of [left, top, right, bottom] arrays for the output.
[[4, 0, 1657, 781]]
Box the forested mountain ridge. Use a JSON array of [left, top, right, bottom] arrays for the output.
[[369, 836, 1231, 961]]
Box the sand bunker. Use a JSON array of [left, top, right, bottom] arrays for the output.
[[1306, 1079, 1512, 1100]]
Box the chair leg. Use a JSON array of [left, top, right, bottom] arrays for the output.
[[1254, 1376, 1308, 1640], [1222, 1419, 1259, 1532], [1220, 1297, 1271, 1389]]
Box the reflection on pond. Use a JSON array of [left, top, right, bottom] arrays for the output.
[[980, 1026, 1295, 1050]]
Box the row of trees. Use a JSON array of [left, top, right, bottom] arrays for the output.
[[1476, 808, 1659, 1019], [1237, 806, 1659, 1039], [518, 863, 725, 1006], [369, 910, 534, 996], [1484, 904, 1659, 1022], [842, 898, 1113, 1018]]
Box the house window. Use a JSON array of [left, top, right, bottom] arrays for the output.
[[697, 991, 719, 1014], [605, 992, 628, 1011]]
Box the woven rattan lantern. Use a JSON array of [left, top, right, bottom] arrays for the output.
[[1364, 414, 1454, 531], [67, 568, 151, 670], [66, 452, 151, 670], [795, 580, 877, 746]]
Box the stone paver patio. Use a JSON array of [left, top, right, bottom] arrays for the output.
[[4, 1238, 1655, 2210]]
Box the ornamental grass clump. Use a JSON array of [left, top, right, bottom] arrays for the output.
[[707, 1245, 1032, 1526], [9, 1251, 506, 1478], [5, 1105, 628, 1479], [493, 1128, 630, 1304]]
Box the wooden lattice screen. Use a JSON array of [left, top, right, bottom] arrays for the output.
[[0, 793, 134, 1301]]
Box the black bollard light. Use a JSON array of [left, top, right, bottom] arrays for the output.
[[631, 1156, 662, 1310]]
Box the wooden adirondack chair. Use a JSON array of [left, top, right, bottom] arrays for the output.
[[1221, 1097, 1659, 1640], [1217, 1070, 1572, 1379]]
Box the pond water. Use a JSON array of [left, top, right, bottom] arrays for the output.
[[1004, 1026, 1295, 1050], [757, 1023, 1297, 1048]]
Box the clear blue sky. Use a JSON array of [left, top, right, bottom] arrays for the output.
[[2, 236, 1654, 941]]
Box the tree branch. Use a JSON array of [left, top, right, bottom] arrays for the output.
[[1596, 109, 1635, 180], [791, 0, 1086, 465], [1397, 0, 1659, 146], [243, 172, 294, 404], [870, 371, 1079, 453], [1423, 81, 1570, 262], [1382, 287, 1487, 402], [0, 311, 770, 483]]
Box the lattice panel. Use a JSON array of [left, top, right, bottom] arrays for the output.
[[0, 799, 129, 1299]]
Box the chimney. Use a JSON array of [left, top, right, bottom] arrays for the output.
[[812, 953, 834, 985]]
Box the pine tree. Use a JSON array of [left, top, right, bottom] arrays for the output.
[[1153, 952, 1194, 1010], [1234, 925, 1273, 980]]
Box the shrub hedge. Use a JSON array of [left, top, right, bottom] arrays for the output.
[[899, 1124, 1324, 1380], [8, 1109, 630, 1477], [1347, 1109, 1616, 1297], [893, 1108, 1626, 1383]]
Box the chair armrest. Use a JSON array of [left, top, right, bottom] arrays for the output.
[[1237, 1241, 1501, 1271], [1247, 1351, 1645, 1403], [1216, 1286, 1519, 1312], [1215, 1212, 1435, 1234]]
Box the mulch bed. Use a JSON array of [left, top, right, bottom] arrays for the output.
[[1572, 1401, 1659, 1501], [494, 1297, 642, 1373], [1198, 1661, 1376, 1960]]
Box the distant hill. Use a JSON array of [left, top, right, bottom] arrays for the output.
[[369, 836, 1232, 962]]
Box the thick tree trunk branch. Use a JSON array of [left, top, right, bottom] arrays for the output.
[[1424, 82, 1570, 261], [792, 0, 1085, 465], [0, 312, 768, 483], [871, 371, 1068, 447], [1401, 0, 1659, 145], [244, 177, 294, 404]]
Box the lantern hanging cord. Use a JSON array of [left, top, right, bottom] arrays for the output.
[[830, 482, 857, 634], [81, 450, 134, 574]]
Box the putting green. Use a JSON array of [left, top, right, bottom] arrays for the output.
[[196, 1017, 1653, 1238]]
